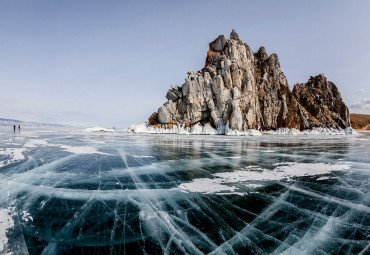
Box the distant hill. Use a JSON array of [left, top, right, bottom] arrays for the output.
[[0, 118, 65, 127], [350, 114, 370, 130]]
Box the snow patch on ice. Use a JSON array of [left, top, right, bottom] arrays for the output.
[[24, 139, 49, 148], [20, 211, 33, 222], [179, 178, 238, 194], [316, 176, 338, 181], [55, 144, 109, 155], [0, 207, 15, 253], [84, 127, 115, 133], [131, 155, 155, 159], [178, 163, 350, 195], [22, 139, 109, 156], [0, 148, 27, 167], [0, 139, 108, 168]]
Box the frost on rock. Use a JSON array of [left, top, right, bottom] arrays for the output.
[[128, 122, 263, 136], [128, 123, 357, 136]]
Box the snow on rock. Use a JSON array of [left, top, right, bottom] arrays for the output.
[[225, 128, 262, 136], [127, 123, 261, 136], [301, 127, 358, 135], [264, 128, 301, 135]]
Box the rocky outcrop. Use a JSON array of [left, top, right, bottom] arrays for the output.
[[292, 74, 350, 129], [149, 30, 350, 132]]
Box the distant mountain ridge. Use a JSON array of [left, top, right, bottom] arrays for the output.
[[0, 118, 65, 127]]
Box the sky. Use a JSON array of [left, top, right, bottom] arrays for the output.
[[0, 0, 370, 127]]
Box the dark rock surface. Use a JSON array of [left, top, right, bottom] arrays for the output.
[[293, 74, 350, 129], [149, 30, 350, 131]]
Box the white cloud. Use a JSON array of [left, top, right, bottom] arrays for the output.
[[364, 98, 370, 104], [349, 97, 370, 113], [356, 89, 367, 94]]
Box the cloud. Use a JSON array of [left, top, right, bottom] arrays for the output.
[[364, 98, 370, 104], [349, 97, 370, 111], [356, 89, 367, 94]]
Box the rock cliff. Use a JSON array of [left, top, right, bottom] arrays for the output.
[[149, 29, 350, 132]]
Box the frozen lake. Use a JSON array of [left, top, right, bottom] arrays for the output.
[[0, 127, 369, 254]]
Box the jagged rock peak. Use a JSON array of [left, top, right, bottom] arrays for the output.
[[256, 46, 269, 61], [292, 74, 350, 129], [209, 35, 227, 52], [149, 31, 351, 132], [230, 29, 239, 40]]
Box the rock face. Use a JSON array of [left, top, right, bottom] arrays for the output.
[[292, 74, 350, 129], [150, 30, 350, 131]]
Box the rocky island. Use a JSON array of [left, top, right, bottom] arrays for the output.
[[129, 30, 352, 135]]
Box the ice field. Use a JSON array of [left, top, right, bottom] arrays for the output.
[[0, 127, 369, 254]]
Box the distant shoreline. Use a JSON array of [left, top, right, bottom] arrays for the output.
[[350, 113, 370, 130]]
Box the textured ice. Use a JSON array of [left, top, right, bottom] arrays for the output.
[[0, 127, 369, 254]]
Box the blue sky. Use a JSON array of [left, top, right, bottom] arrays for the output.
[[0, 0, 369, 127]]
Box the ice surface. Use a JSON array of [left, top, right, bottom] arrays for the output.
[[0, 126, 369, 254]]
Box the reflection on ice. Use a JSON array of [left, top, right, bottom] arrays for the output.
[[0, 127, 369, 254]]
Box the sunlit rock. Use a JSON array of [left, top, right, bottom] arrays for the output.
[[147, 30, 351, 134]]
